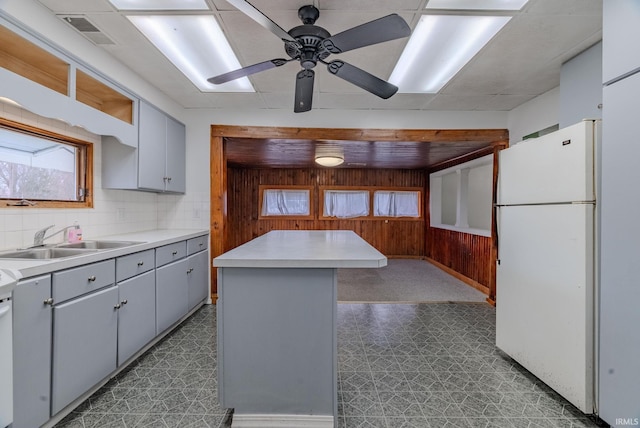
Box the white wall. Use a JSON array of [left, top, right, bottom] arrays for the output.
[[507, 87, 559, 145], [559, 42, 602, 128]]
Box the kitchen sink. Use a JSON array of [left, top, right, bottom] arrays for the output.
[[56, 240, 143, 250], [0, 247, 98, 259]]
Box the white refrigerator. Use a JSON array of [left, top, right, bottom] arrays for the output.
[[495, 119, 599, 414]]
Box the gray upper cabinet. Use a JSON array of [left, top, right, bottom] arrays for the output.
[[102, 101, 185, 193], [603, 1, 640, 84], [138, 101, 186, 193]]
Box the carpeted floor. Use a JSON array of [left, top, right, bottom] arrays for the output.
[[337, 259, 487, 303]]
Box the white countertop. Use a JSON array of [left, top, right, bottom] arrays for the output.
[[0, 229, 209, 279], [214, 230, 387, 268]]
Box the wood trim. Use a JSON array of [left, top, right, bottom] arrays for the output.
[[211, 125, 509, 143], [210, 135, 227, 296], [488, 142, 508, 304], [425, 257, 490, 296], [0, 117, 93, 209], [258, 185, 315, 220]]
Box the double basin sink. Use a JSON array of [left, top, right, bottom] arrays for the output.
[[0, 240, 143, 260]]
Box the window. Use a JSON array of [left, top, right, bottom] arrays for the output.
[[0, 118, 92, 208], [323, 190, 370, 219], [374, 190, 420, 218], [259, 186, 312, 219]]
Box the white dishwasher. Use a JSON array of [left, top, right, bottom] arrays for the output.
[[0, 269, 20, 428]]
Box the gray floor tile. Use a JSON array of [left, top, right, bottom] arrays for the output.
[[54, 303, 599, 428]]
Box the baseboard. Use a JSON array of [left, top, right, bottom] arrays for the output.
[[232, 414, 334, 428], [424, 257, 490, 295]]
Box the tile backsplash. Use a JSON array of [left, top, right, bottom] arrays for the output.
[[0, 99, 208, 250]]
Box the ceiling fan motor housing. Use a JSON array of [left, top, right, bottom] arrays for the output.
[[287, 24, 331, 68]]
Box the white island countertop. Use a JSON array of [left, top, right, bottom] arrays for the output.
[[214, 230, 387, 269]]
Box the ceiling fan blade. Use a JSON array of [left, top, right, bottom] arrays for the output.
[[294, 69, 314, 113], [208, 58, 292, 84], [326, 60, 398, 99], [226, 0, 297, 43], [321, 14, 411, 54]]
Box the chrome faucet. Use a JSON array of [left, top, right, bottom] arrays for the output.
[[32, 224, 79, 247], [33, 225, 55, 247]]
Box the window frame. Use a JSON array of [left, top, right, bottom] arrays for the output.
[[258, 185, 314, 220], [0, 117, 94, 209], [373, 188, 423, 219], [319, 186, 423, 221]]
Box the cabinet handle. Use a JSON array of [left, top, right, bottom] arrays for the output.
[[43, 298, 54, 305], [114, 303, 121, 309], [88, 275, 97, 282], [168, 177, 172, 182], [199, 243, 203, 247], [121, 300, 128, 305], [137, 261, 144, 266], [172, 251, 178, 256], [187, 268, 194, 274]]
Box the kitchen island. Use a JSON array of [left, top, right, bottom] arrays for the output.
[[214, 230, 386, 428]]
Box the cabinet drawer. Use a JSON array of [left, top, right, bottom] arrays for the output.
[[116, 249, 155, 282], [187, 235, 208, 255], [156, 241, 186, 267], [52, 259, 115, 303]]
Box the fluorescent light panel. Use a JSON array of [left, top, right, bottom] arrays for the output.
[[389, 14, 511, 93], [425, 0, 529, 10], [128, 15, 253, 92], [109, 0, 209, 10]]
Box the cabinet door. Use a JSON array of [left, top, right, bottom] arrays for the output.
[[118, 270, 156, 365], [51, 286, 118, 415], [138, 101, 167, 191], [165, 116, 186, 193], [156, 258, 189, 334], [187, 250, 209, 310], [603, 1, 640, 83], [12, 275, 52, 428]]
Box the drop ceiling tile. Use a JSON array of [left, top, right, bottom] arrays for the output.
[[38, 0, 114, 13]]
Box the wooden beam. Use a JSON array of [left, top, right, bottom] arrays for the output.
[[209, 135, 227, 302], [211, 125, 509, 143]]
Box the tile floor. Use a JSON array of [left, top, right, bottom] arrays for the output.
[[56, 303, 600, 428]]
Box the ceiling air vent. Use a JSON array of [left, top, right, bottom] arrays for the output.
[[60, 16, 115, 45]]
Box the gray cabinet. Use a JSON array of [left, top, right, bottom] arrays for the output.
[[187, 235, 209, 310], [51, 286, 119, 414], [12, 275, 52, 428], [187, 250, 209, 311], [11, 233, 209, 425], [603, 1, 640, 84], [117, 270, 156, 365], [138, 101, 185, 193], [101, 101, 185, 193], [156, 258, 189, 334]]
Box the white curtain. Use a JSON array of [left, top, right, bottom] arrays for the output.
[[374, 191, 419, 217], [261, 189, 310, 216], [323, 190, 369, 218]]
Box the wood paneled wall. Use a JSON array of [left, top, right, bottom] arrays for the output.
[[425, 227, 492, 294], [227, 167, 427, 257]]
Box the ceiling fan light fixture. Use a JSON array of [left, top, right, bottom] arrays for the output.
[[389, 14, 511, 93], [315, 155, 344, 167]]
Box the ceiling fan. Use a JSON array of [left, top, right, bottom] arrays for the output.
[[208, 0, 411, 113]]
